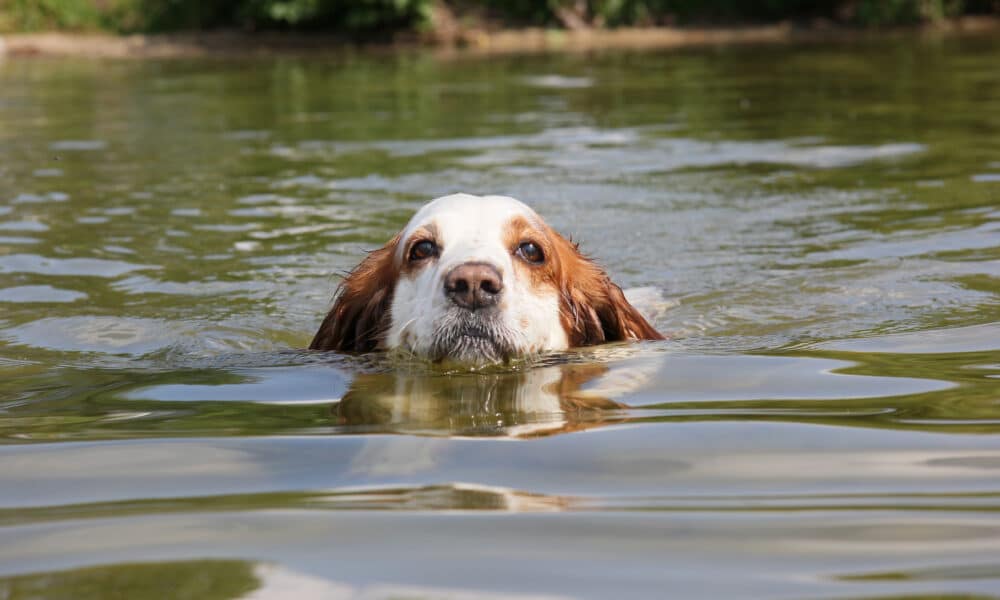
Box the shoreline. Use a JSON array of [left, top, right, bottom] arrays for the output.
[[1, 16, 997, 59]]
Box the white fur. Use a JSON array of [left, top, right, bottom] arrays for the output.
[[386, 194, 568, 362]]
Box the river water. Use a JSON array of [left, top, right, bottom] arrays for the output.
[[1, 35, 999, 599]]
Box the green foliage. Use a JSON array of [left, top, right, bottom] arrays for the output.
[[460, 0, 981, 27], [594, 1, 839, 25], [852, 0, 966, 25], [0, 0, 993, 33], [1, 0, 430, 33], [109, 0, 242, 32], [237, 0, 429, 32], [4, 0, 102, 31]]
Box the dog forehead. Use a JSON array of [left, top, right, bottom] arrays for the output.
[[402, 194, 538, 246]]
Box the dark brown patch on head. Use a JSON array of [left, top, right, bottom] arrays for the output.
[[309, 233, 401, 352]]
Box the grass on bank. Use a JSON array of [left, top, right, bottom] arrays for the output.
[[1, 0, 998, 35]]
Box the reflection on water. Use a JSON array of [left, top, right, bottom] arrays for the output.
[[0, 560, 585, 600], [0, 560, 260, 600], [335, 361, 629, 438], [1, 35, 999, 599]]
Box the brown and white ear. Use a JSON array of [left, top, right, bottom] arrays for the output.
[[598, 280, 665, 341], [309, 236, 399, 352], [558, 242, 664, 346]]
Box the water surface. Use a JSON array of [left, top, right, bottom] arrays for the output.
[[1, 36, 999, 599]]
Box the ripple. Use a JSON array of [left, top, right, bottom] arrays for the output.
[[2, 317, 172, 355], [124, 366, 350, 405], [0, 285, 86, 303], [271, 174, 329, 189], [0, 220, 48, 232], [284, 126, 924, 173], [234, 241, 261, 252], [170, 208, 202, 217], [102, 207, 135, 216], [111, 275, 251, 296], [522, 75, 594, 89], [0, 254, 158, 277], [228, 207, 275, 218], [0, 236, 39, 245], [817, 323, 1000, 354], [76, 216, 109, 224], [223, 129, 271, 140], [237, 193, 287, 204], [248, 223, 344, 239], [806, 222, 1000, 261], [49, 140, 107, 151], [10, 192, 68, 204], [193, 223, 260, 232], [603, 353, 953, 406]]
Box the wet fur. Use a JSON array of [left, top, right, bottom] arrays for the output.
[[309, 235, 399, 352], [310, 199, 663, 356]]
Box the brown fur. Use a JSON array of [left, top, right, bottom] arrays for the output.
[[506, 217, 664, 346], [553, 240, 664, 346], [309, 234, 400, 352]]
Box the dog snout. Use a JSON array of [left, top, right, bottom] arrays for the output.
[[444, 262, 504, 310]]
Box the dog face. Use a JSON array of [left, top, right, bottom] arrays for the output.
[[310, 193, 662, 364], [387, 194, 572, 363]]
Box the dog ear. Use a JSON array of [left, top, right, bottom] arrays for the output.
[[310, 235, 400, 352], [594, 279, 665, 342], [556, 237, 664, 347]]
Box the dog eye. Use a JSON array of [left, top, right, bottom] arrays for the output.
[[516, 241, 544, 264], [409, 240, 437, 261]]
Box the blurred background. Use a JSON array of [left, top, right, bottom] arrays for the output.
[[2, 0, 998, 35]]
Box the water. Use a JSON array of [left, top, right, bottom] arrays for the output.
[[1, 35, 999, 599]]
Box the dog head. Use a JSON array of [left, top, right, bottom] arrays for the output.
[[310, 193, 662, 363]]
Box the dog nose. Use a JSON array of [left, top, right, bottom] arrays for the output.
[[444, 262, 504, 310]]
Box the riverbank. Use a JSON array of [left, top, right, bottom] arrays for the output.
[[1, 15, 998, 59]]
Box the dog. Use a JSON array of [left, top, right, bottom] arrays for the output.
[[310, 193, 662, 364]]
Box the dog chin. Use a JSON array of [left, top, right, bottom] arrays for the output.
[[427, 314, 517, 365]]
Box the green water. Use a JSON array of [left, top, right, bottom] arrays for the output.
[[1, 35, 999, 598]]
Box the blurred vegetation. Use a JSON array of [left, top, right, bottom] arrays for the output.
[[0, 0, 997, 33], [492, 0, 997, 26], [0, 0, 429, 34]]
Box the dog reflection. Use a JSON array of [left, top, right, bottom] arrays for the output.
[[333, 362, 629, 438]]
